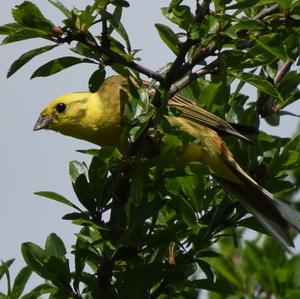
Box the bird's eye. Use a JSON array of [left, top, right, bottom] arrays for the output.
[[55, 103, 66, 113]]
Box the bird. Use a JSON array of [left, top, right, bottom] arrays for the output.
[[33, 75, 300, 252]]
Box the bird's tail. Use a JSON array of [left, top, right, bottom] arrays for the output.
[[217, 158, 300, 253]]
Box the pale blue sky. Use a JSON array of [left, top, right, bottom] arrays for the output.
[[1, 0, 299, 296]]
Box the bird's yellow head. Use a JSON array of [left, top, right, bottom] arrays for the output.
[[34, 76, 126, 146], [34, 92, 91, 133]]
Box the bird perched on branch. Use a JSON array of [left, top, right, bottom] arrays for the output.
[[34, 75, 300, 252]]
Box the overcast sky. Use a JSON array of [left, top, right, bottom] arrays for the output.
[[1, 0, 299, 295]]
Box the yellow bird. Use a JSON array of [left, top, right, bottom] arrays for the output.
[[34, 75, 300, 251]]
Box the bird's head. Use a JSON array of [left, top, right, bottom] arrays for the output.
[[33, 92, 91, 133], [33, 79, 124, 147]]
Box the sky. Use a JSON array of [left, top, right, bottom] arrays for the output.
[[1, 0, 300, 296]]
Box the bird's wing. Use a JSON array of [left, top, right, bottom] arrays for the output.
[[142, 80, 251, 141], [169, 94, 251, 142]]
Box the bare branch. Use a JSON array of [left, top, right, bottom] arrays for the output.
[[274, 60, 294, 85], [167, 68, 213, 98], [254, 4, 279, 20]]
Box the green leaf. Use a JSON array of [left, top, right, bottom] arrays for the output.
[[87, 156, 108, 200], [239, 216, 268, 234], [161, 5, 194, 31], [11, 266, 32, 299], [0, 259, 14, 280], [7, 45, 57, 78], [43, 256, 71, 288], [256, 34, 290, 61], [78, 147, 123, 162], [169, 195, 197, 227], [74, 6, 96, 32], [21, 243, 71, 288], [69, 160, 88, 183], [112, 0, 130, 7], [155, 23, 179, 55], [130, 167, 145, 204], [88, 67, 106, 93], [91, 0, 110, 11], [190, 15, 220, 40], [70, 42, 99, 60], [62, 212, 90, 221], [277, 0, 292, 9], [73, 174, 96, 212], [198, 83, 222, 108], [231, 72, 284, 101], [231, 19, 266, 31], [107, 5, 122, 35], [111, 63, 131, 77], [69, 161, 96, 211], [218, 50, 246, 69], [0, 23, 23, 35], [209, 258, 241, 288], [45, 233, 67, 261], [198, 260, 214, 281], [31, 56, 95, 79], [50, 288, 73, 299], [21, 284, 55, 299], [12, 1, 54, 30], [169, 0, 184, 11], [34, 191, 79, 210], [21, 243, 48, 278], [1, 28, 51, 44], [73, 228, 89, 293], [47, 0, 71, 17], [117, 263, 163, 298], [269, 148, 300, 176], [277, 71, 300, 100]]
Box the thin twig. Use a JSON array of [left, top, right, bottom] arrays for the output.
[[68, 33, 164, 81]]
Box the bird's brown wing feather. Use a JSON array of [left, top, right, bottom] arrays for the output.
[[169, 94, 251, 142]]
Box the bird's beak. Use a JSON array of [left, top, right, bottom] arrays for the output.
[[33, 114, 54, 131]]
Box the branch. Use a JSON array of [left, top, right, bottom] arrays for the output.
[[149, 2, 212, 108], [183, 44, 218, 74], [257, 58, 295, 116], [167, 68, 213, 98], [165, 3, 280, 90], [60, 31, 164, 82], [274, 60, 293, 85], [96, 171, 129, 295], [98, 255, 114, 294], [155, 3, 280, 99], [161, 1, 210, 88], [254, 4, 279, 20]]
